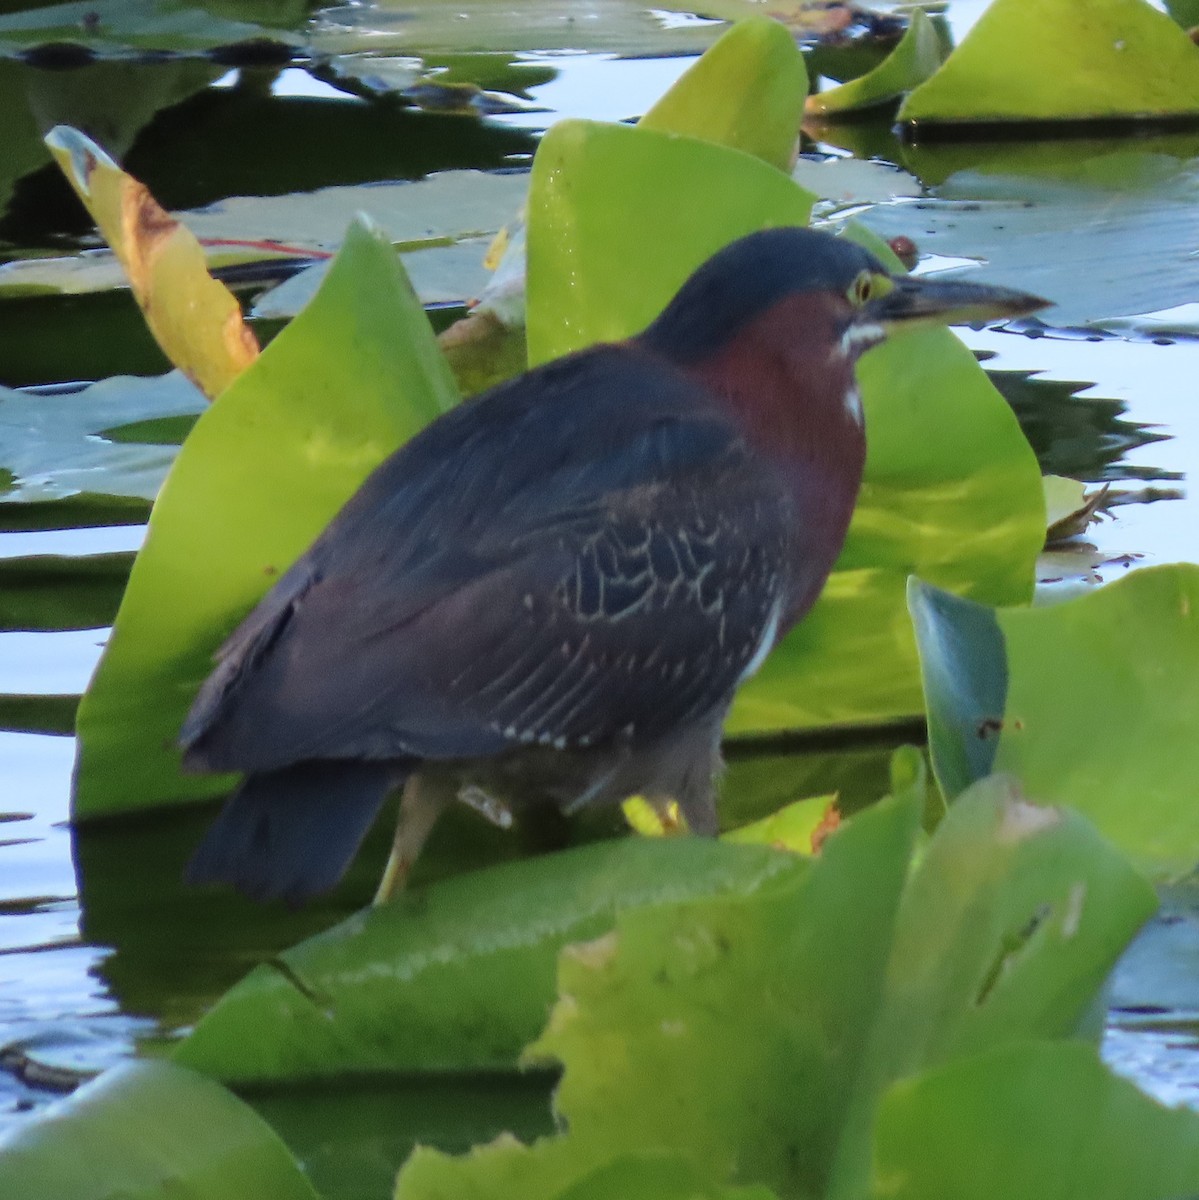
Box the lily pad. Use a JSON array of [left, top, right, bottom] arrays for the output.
[[860, 144, 1199, 329], [0, 373, 204, 505], [526, 119, 817, 364], [0, 1059, 318, 1200], [172, 837, 804, 1083], [0, 553, 130, 632], [869, 1041, 1199, 1200], [46, 126, 259, 400], [909, 564, 1199, 878], [639, 17, 807, 173], [807, 9, 942, 116], [0, 0, 292, 56], [71, 218, 458, 819], [900, 0, 1199, 127], [832, 775, 1157, 1198], [395, 791, 921, 1200], [394, 774, 1153, 1200]]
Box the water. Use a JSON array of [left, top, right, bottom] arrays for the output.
[[1, 0, 1198, 1182]]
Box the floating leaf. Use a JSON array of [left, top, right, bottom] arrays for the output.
[[0, 0, 292, 56], [910, 564, 1199, 877], [553, 1155, 778, 1200], [1043, 475, 1109, 543], [0, 1059, 318, 1200], [46, 127, 258, 400], [806, 9, 942, 116], [395, 773, 1152, 1200], [395, 792, 921, 1200], [526, 119, 816, 364], [0, 373, 204, 505], [861, 141, 1199, 329], [0, 553, 130, 632], [72, 219, 458, 819], [172, 838, 803, 1083], [900, 0, 1199, 126], [869, 1041, 1199, 1200], [639, 17, 807, 172], [831, 777, 1156, 1198]]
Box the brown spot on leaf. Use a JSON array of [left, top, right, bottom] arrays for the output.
[[810, 802, 842, 854], [977, 716, 1003, 740]]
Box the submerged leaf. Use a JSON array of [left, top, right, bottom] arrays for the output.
[[0, 373, 203, 504]]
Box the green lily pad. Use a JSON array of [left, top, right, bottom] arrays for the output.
[[394, 771, 1153, 1200], [909, 564, 1199, 878], [526, 119, 817, 365], [0, 552, 130, 632], [0, 1059, 318, 1200], [807, 9, 942, 116], [639, 17, 807, 173], [0, 0, 292, 55], [869, 1041, 1199, 1200], [861, 141, 1199, 329], [71, 218, 458, 819], [0, 373, 204, 505], [395, 790, 921, 1200], [527, 117, 1044, 736], [832, 775, 1156, 1198], [900, 0, 1199, 127], [554, 1155, 778, 1200], [172, 837, 804, 1083]]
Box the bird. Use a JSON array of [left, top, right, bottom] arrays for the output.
[[179, 226, 1046, 905]]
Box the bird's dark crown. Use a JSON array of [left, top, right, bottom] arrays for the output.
[[637, 227, 886, 364]]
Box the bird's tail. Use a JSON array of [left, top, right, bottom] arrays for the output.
[[185, 761, 404, 905]]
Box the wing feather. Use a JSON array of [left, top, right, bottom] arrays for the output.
[[182, 344, 791, 773]]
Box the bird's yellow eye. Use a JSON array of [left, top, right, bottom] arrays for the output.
[[849, 271, 874, 306]]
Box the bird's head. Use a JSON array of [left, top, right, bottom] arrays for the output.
[[638, 225, 1048, 373], [637, 226, 1047, 463]]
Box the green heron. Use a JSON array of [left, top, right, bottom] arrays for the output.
[[180, 227, 1045, 904]]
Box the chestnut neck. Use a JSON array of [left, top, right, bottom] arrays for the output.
[[676, 292, 869, 623]]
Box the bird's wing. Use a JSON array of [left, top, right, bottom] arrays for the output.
[[182, 345, 790, 773]]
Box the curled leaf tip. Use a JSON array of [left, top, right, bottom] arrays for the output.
[[44, 124, 119, 193]]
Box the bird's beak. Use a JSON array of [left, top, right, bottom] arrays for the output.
[[867, 273, 1050, 331]]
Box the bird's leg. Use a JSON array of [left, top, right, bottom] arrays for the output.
[[647, 797, 686, 834], [373, 774, 447, 905]]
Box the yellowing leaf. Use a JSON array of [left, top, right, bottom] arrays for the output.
[[722, 794, 838, 855], [45, 125, 258, 399]]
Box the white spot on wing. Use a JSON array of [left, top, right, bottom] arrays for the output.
[[739, 596, 782, 683]]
